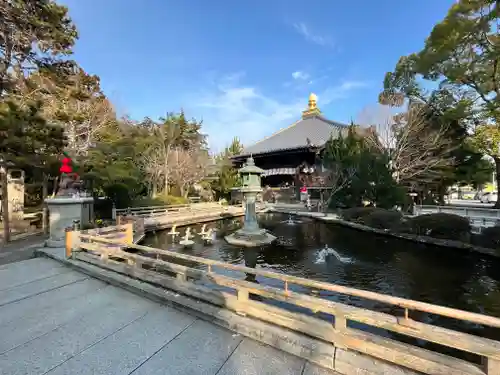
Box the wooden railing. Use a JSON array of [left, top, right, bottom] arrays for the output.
[[65, 232, 500, 375], [65, 223, 133, 258], [115, 203, 193, 217], [114, 202, 243, 221]]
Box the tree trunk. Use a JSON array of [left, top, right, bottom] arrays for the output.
[[164, 145, 171, 194], [164, 163, 169, 194], [42, 174, 48, 235], [1, 164, 10, 243], [180, 184, 187, 198], [494, 157, 500, 208]]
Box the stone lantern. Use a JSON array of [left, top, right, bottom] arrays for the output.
[[225, 156, 276, 247]]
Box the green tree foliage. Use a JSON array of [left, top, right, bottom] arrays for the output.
[[322, 126, 405, 209], [0, 0, 77, 97], [84, 120, 147, 207], [0, 100, 65, 169], [210, 137, 243, 200], [30, 67, 114, 157], [380, 0, 499, 200], [139, 112, 207, 196]]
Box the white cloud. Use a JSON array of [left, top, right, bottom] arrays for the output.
[[292, 71, 310, 80], [293, 22, 334, 47], [188, 74, 368, 153], [321, 80, 370, 105]]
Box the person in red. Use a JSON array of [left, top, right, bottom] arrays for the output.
[[300, 184, 308, 203]]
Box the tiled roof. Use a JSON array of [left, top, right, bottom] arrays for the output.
[[238, 115, 348, 157]]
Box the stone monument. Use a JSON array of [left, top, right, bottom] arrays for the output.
[[7, 169, 24, 222], [225, 156, 276, 247], [45, 155, 94, 248]]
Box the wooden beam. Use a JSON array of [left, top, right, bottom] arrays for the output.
[[76, 244, 500, 363], [77, 236, 500, 329], [71, 252, 485, 375]]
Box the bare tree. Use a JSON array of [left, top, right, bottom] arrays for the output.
[[168, 148, 209, 197], [316, 166, 357, 209], [12, 69, 115, 156], [360, 104, 455, 186], [138, 146, 164, 197]]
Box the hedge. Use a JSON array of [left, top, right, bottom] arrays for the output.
[[476, 226, 500, 250], [131, 194, 189, 207], [402, 213, 471, 241]]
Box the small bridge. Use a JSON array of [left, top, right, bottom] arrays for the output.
[[20, 222, 500, 375], [114, 202, 246, 232]]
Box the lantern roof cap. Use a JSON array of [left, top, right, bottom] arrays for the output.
[[239, 155, 264, 174]]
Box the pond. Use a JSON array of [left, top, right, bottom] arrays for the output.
[[142, 212, 500, 360]]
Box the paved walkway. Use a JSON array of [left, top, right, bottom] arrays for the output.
[[0, 257, 337, 375], [0, 233, 47, 266]]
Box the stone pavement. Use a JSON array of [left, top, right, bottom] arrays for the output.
[[0, 257, 338, 375], [0, 233, 47, 266]]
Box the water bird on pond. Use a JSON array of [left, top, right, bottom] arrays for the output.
[[282, 214, 302, 225], [179, 227, 195, 248], [199, 224, 208, 236], [168, 225, 179, 236], [202, 228, 215, 245], [315, 244, 352, 264]]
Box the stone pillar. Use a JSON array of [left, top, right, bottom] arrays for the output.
[[45, 197, 94, 247], [242, 192, 258, 233], [7, 169, 24, 222]]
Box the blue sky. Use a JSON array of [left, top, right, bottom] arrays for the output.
[[58, 0, 454, 151]]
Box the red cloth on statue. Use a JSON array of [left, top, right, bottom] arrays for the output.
[[60, 157, 73, 173], [300, 186, 307, 193], [60, 166, 72, 173]]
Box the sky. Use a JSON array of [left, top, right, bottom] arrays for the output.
[[58, 0, 455, 152]]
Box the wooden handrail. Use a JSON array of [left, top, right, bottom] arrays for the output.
[[116, 204, 238, 218], [77, 245, 500, 358], [78, 234, 500, 329], [115, 202, 226, 213], [72, 237, 500, 374], [116, 203, 191, 211], [83, 224, 129, 235]]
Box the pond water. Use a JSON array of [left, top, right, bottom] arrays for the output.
[[142, 212, 500, 359]]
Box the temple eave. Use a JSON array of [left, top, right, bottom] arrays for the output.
[[231, 146, 320, 161]]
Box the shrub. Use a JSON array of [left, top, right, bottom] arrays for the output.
[[359, 210, 403, 230], [476, 226, 500, 249], [262, 187, 274, 202], [131, 194, 189, 207], [341, 207, 380, 222], [402, 213, 471, 241], [103, 183, 133, 209]]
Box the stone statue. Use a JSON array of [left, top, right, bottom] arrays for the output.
[[56, 153, 84, 197], [56, 173, 83, 197]]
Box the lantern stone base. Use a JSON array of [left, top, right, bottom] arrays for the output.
[[45, 197, 94, 248], [225, 228, 276, 248]]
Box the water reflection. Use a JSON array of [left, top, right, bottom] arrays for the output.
[[143, 212, 500, 343]]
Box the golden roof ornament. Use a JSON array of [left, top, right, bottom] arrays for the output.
[[302, 92, 321, 118]]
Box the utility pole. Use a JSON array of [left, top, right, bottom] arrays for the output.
[[0, 158, 10, 243]]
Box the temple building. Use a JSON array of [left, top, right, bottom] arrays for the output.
[[231, 93, 349, 200]]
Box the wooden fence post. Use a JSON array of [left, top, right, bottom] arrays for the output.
[[125, 223, 133, 245], [483, 357, 500, 375], [65, 230, 73, 258], [65, 229, 81, 258]]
